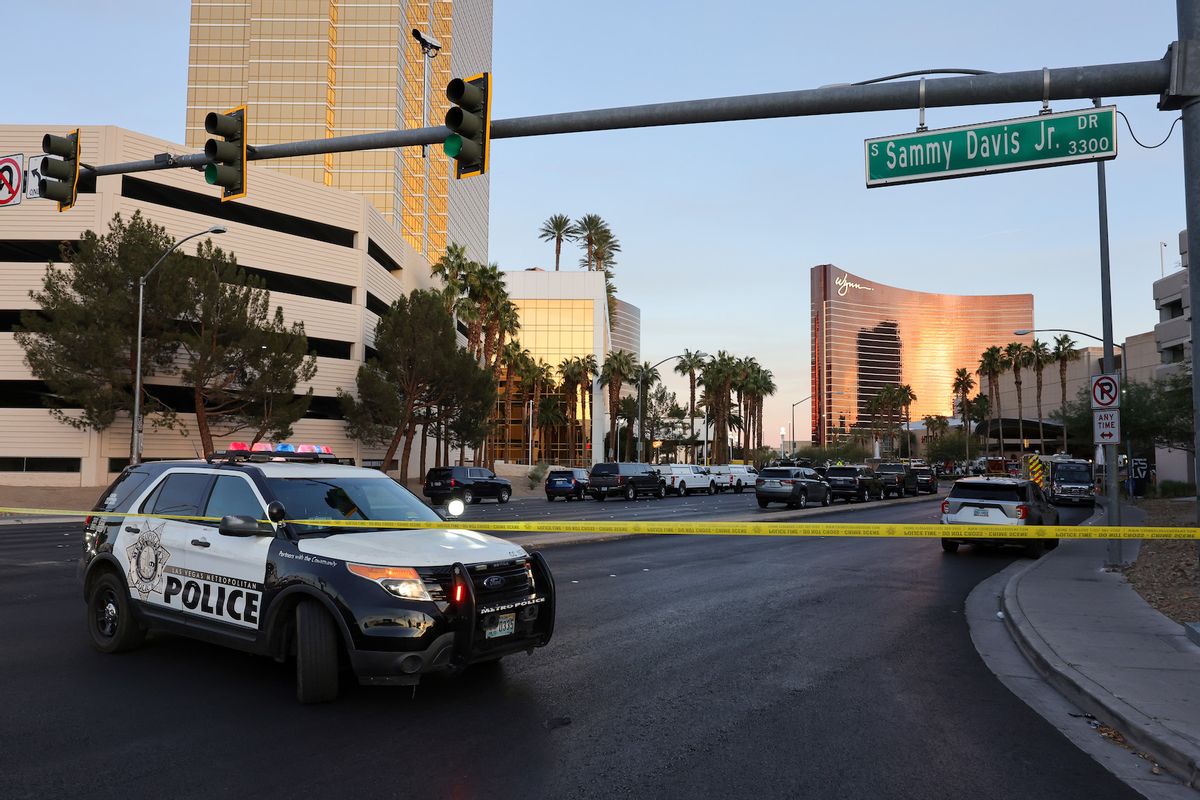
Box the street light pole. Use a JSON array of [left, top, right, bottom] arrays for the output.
[[791, 395, 812, 457], [131, 226, 227, 465], [636, 355, 683, 462]]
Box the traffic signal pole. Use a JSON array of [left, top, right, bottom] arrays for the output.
[[78, 58, 1172, 181], [1177, 1, 1200, 549]]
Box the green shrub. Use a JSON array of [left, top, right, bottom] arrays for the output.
[[1157, 479, 1196, 498], [527, 462, 549, 489]]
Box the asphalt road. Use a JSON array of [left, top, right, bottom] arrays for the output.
[[0, 499, 1132, 800]]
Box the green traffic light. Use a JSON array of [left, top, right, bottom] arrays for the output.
[[443, 134, 463, 158]]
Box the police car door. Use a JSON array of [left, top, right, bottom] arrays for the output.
[[120, 469, 214, 618], [180, 474, 273, 632]]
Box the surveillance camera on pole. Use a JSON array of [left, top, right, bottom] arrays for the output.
[[411, 28, 441, 54]]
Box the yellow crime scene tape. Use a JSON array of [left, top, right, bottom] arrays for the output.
[[1, 506, 1196, 540]]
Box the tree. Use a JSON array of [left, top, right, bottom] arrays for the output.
[[340, 290, 492, 481], [430, 242, 472, 314], [174, 241, 317, 456], [600, 349, 636, 460], [897, 383, 916, 459], [699, 351, 737, 464], [1005, 341, 1031, 453], [1052, 334, 1081, 453], [1028, 339, 1052, 453], [537, 214, 574, 272], [536, 396, 567, 456], [618, 395, 639, 461], [16, 211, 189, 457], [674, 350, 707, 462], [952, 367, 976, 460], [978, 346, 1007, 456], [558, 357, 586, 464], [570, 214, 609, 271], [631, 360, 661, 461]]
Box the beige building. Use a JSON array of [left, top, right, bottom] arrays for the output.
[[184, 0, 491, 264], [0, 124, 448, 486]]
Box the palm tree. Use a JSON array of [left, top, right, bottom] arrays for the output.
[[952, 367, 976, 460], [1029, 339, 1052, 453], [674, 350, 707, 463], [538, 214, 575, 272], [897, 383, 917, 459], [558, 357, 579, 465], [537, 396, 567, 459], [978, 346, 1006, 456], [752, 367, 776, 451], [699, 352, 737, 464], [578, 353, 598, 458], [570, 214, 609, 271], [1052, 334, 1080, 453], [1005, 342, 1031, 454], [430, 242, 472, 312], [600, 349, 636, 460], [631, 360, 661, 462], [499, 341, 529, 460], [592, 227, 621, 274], [618, 395, 639, 461]]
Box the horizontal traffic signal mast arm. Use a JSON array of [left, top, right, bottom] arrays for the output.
[[79, 56, 1173, 180]]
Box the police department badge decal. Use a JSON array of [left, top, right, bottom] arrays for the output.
[[126, 523, 171, 599]]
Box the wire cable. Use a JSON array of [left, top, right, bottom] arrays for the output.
[[851, 68, 995, 86], [1117, 110, 1182, 149]]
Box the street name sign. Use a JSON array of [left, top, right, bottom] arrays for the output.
[[865, 106, 1117, 187], [1093, 409, 1120, 445], [1090, 373, 1120, 409]]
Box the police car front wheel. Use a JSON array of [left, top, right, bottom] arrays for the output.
[[87, 572, 145, 654], [295, 600, 340, 704]]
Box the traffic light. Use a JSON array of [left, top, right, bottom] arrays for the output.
[[40, 129, 80, 212], [443, 72, 491, 179], [204, 105, 247, 201]]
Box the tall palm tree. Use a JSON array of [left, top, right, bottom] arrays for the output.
[[537, 396, 567, 459], [897, 383, 917, 459], [538, 214, 575, 271], [1028, 339, 1052, 453], [499, 341, 529, 460], [430, 242, 472, 312], [618, 395, 639, 461], [558, 357, 580, 465], [699, 352, 737, 464], [592, 227, 621, 274], [1005, 342, 1031, 454], [1052, 334, 1081, 453], [952, 367, 976, 460], [978, 346, 1006, 456], [578, 353, 598, 458], [570, 214, 609, 271], [631, 360, 661, 462], [674, 350, 707, 463], [599, 349, 636, 460]]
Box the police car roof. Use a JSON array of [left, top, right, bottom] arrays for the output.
[[148, 458, 390, 480]]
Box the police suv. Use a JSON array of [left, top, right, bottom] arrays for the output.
[[79, 445, 556, 703]]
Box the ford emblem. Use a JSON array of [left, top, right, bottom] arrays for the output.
[[483, 575, 506, 589]]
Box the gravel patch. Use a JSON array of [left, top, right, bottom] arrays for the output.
[[1123, 499, 1200, 625]]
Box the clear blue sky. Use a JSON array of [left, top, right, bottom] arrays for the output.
[[9, 1, 1185, 443]]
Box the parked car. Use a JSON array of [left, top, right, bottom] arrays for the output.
[[423, 465, 512, 505], [912, 467, 939, 494], [588, 462, 666, 501], [940, 477, 1060, 557], [755, 466, 831, 509], [710, 464, 758, 493], [875, 462, 918, 498], [545, 468, 590, 501], [663, 464, 717, 496], [823, 465, 883, 502]]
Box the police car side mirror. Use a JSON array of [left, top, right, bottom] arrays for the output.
[[266, 501, 287, 523], [219, 514, 275, 537]]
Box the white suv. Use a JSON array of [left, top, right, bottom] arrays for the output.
[[709, 464, 758, 493]]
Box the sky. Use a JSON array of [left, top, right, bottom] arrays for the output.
[[8, 0, 1187, 446]]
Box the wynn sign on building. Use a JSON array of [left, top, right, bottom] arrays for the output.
[[809, 265, 1033, 448]]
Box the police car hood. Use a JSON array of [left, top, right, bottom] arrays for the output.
[[296, 527, 526, 567]]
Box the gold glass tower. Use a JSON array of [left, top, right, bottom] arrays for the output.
[[184, 0, 491, 263]]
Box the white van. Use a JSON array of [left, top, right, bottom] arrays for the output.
[[664, 464, 717, 496], [709, 464, 758, 493]]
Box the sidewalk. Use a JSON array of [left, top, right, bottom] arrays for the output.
[[1001, 510, 1200, 788]]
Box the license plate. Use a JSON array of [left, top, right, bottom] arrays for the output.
[[485, 613, 515, 639], [973, 508, 989, 517], [431, 481, 443, 486], [552, 481, 568, 486], [765, 480, 780, 487]]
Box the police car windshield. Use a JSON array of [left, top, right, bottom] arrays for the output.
[[267, 477, 440, 535]]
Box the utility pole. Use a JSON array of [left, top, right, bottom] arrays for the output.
[[1176, 0, 1200, 548]]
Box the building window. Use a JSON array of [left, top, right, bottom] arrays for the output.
[[0, 456, 82, 473]]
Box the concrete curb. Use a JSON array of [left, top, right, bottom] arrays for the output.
[[1000, 554, 1200, 788], [0, 515, 84, 526]]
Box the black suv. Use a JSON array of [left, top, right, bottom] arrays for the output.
[[588, 462, 666, 501], [876, 462, 918, 498], [545, 468, 590, 501], [78, 448, 555, 704], [423, 466, 512, 505], [824, 465, 883, 502], [913, 467, 939, 494]]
